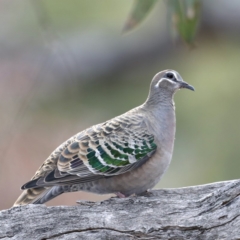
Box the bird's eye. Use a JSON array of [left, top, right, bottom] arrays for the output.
[[166, 72, 174, 79]]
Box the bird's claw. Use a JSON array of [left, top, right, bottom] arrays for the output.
[[137, 190, 153, 197]]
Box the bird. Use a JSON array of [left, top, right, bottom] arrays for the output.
[[13, 69, 194, 206]]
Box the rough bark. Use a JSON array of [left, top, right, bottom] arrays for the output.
[[0, 180, 240, 240]]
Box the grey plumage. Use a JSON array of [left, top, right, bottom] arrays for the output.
[[13, 69, 194, 206]]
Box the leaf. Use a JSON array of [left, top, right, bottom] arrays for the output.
[[168, 0, 201, 45], [123, 0, 157, 33]]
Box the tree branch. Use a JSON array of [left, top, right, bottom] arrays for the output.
[[1, 180, 240, 239]]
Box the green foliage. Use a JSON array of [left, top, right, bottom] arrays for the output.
[[124, 0, 201, 45], [123, 0, 157, 32], [168, 0, 201, 45]]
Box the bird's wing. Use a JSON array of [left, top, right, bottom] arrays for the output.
[[21, 114, 157, 189]]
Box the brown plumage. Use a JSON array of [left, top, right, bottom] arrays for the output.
[[14, 70, 194, 206]]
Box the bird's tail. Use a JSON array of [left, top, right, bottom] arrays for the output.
[[13, 186, 64, 206]]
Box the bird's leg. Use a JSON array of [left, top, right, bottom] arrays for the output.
[[115, 192, 126, 198]]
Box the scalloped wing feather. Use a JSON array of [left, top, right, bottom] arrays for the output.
[[58, 116, 157, 177], [22, 114, 157, 189]]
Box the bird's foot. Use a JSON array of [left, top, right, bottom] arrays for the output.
[[115, 192, 126, 198], [136, 190, 153, 197]]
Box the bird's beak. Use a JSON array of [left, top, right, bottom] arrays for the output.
[[180, 81, 195, 91]]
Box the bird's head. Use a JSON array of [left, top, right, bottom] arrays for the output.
[[151, 69, 194, 93], [146, 70, 194, 106]]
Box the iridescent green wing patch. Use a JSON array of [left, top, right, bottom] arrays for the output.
[[82, 121, 157, 176], [58, 116, 157, 177]]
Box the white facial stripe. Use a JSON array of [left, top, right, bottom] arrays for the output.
[[155, 78, 176, 88]]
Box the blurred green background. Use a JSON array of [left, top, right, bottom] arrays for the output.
[[1, 0, 240, 210]]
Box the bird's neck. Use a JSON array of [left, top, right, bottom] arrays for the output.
[[143, 91, 175, 110], [140, 95, 176, 151]]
